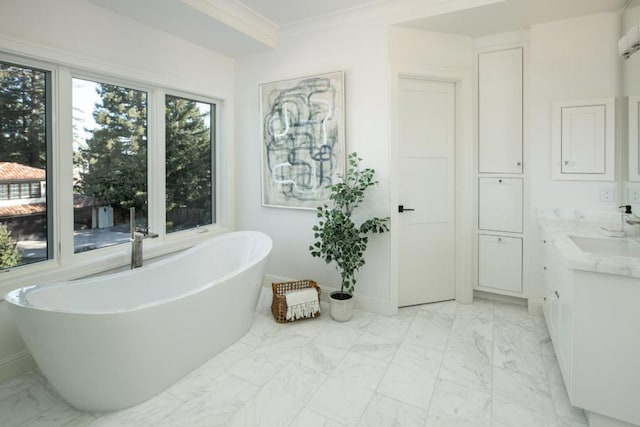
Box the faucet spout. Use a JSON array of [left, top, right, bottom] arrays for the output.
[[130, 207, 158, 269], [131, 233, 143, 269], [130, 207, 142, 269], [625, 215, 640, 225]]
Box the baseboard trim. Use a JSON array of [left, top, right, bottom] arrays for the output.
[[0, 350, 35, 383], [473, 289, 527, 306], [264, 274, 395, 316], [527, 298, 544, 316]]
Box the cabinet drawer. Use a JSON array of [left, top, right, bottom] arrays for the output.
[[478, 234, 523, 293], [479, 178, 523, 233]]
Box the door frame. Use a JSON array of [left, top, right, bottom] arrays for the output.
[[389, 64, 474, 311]]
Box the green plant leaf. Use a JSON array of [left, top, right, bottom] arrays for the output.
[[308, 152, 390, 295]]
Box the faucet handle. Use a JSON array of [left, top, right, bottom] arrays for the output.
[[135, 226, 159, 238]]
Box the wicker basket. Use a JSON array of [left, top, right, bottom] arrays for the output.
[[271, 280, 321, 323]]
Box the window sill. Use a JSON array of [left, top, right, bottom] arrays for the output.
[[0, 226, 231, 300]]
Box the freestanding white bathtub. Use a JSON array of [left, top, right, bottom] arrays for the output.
[[5, 231, 272, 412]]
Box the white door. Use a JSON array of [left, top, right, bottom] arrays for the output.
[[398, 78, 456, 306]]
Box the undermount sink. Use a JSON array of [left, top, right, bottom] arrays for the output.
[[569, 235, 640, 258]]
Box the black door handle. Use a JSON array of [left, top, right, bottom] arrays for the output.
[[398, 205, 415, 213]]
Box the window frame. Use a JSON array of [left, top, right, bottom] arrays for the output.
[[163, 90, 219, 234], [0, 54, 55, 270], [70, 73, 153, 255], [0, 52, 229, 296]]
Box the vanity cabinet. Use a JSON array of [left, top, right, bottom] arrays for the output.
[[478, 178, 523, 233], [478, 47, 523, 174], [540, 234, 640, 426], [478, 234, 522, 293]]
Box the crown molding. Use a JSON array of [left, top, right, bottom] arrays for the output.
[[182, 0, 278, 48]]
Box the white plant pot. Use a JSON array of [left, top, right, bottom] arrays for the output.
[[329, 291, 354, 322]]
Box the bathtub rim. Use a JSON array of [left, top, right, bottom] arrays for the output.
[[4, 230, 272, 315]]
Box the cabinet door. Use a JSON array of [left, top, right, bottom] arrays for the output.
[[478, 47, 523, 173], [478, 178, 523, 233], [478, 234, 523, 293], [548, 244, 572, 386], [551, 98, 615, 181], [561, 105, 605, 174], [556, 262, 573, 388]]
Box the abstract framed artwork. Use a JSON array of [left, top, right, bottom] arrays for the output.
[[260, 71, 345, 209]]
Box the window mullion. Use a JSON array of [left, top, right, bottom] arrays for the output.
[[148, 88, 166, 238], [56, 67, 75, 265]]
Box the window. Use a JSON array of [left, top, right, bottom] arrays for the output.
[[9, 184, 19, 199], [29, 183, 40, 198], [0, 54, 224, 281], [165, 95, 215, 233], [0, 60, 51, 270], [72, 78, 148, 253]]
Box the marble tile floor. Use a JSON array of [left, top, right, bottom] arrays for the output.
[[0, 289, 587, 427]]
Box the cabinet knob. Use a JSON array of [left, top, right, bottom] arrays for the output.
[[543, 240, 546, 244], [564, 160, 570, 165], [543, 266, 547, 270], [498, 179, 502, 183], [517, 162, 522, 166], [497, 237, 502, 242], [554, 290, 560, 298]]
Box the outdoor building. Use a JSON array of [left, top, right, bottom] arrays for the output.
[[0, 162, 47, 240]]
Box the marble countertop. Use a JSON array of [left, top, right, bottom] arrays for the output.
[[539, 210, 640, 278]]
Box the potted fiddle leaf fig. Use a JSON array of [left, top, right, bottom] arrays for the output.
[[309, 152, 389, 321]]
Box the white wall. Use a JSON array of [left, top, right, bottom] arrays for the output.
[[235, 19, 475, 313], [235, 19, 393, 311], [527, 12, 622, 299], [0, 0, 235, 381], [389, 26, 474, 69], [528, 12, 622, 212]]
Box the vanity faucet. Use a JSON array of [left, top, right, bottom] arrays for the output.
[[619, 205, 640, 227]]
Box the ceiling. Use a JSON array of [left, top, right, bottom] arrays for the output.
[[403, 0, 628, 37], [86, 0, 628, 57], [238, 0, 383, 26]]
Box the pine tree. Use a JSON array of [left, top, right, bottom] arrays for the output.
[[77, 83, 147, 216], [0, 62, 47, 168], [0, 224, 20, 269], [165, 96, 212, 231], [75, 87, 212, 230]]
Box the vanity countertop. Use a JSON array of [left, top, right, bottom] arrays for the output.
[[539, 213, 640, 278]]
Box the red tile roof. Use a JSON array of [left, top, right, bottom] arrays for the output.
[[0, 194, 97, 218], [0, 162, 46, 181], [0, 203, 45, 217]]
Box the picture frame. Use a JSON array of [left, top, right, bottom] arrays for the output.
[[260, 71, 345, 209]]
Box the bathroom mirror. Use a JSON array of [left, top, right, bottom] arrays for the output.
[[623, 0, 640, 188]]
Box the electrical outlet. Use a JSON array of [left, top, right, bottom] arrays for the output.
[[629, 188, 640, 204], [599, 187, 614, 203]]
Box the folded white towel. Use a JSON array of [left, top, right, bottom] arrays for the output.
[[285, 288, 320, 321]]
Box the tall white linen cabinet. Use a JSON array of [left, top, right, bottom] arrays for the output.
[[476, 42, 528, 299]]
